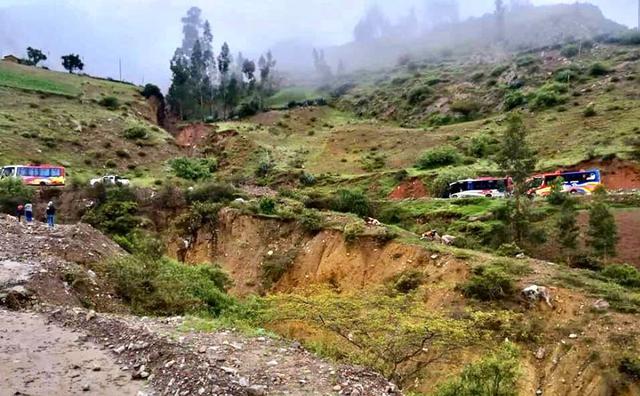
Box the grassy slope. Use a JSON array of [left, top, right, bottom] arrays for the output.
[[0, 61, 179, 184]]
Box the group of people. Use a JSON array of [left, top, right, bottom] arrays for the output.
[[16, 201, 56, 229]]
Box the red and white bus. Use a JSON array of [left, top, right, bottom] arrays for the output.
[[0, 164, 66, 186]]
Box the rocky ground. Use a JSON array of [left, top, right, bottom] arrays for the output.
[[0, 215, 399, 396]]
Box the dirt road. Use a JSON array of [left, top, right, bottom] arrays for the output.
[[0, 309, 146, 396]]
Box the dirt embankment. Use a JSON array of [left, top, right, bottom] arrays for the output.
[[388, 178, 429, 200], [168, 209, 640, 396], [569, 159, 640, 190]]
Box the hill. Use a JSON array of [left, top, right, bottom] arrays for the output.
[[0, 61, 179, 184]]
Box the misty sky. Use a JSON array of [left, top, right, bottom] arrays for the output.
[[0, 0, 637, 88]]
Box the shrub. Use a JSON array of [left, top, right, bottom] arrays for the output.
[[187, 182, 237, 203], [99, 96, 120, 110], [261, 250, 297, 288], [516, 55, 537, 67], [619, 356, 640, 380], [332, 189, 371, 217], [406, 85, 432, 105], [255, 161, 273, 178], [343, 222, 364, 243], [490, 65, 509, 77], [389, 270, 424, 294], [496, 243, 523, 258], [529, 84, 568, 109], [571, 254, 604, 271], [434, 342, 520, 396], [173, 202, 223, 235], [169, 157, 217, 181], [602, 264, 640, 288], [554, 68, 580, 83], [123, 126, 149, 140], [504, 90, 526, 110], [299, 210, 324, 232], [461, 266, 515, 301], [617, 32, 640, 46], [428, 112, 453, 126], [299, 172, 317, 186], [416, 145, 461, 169], [468, 134, 495, 158], [141, 84, 162, 99], [450, 100, 480, 118], [108, 255, 232, 315], [583, 103, 597, 117], [258, 197, 276, 215], [0, 178, 34, 214], [560, 44, 579, 58], [82, 189, 139, 236], [589, 62, 610, 77]]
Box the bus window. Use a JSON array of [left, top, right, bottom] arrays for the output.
[[51, 168, 61, 177], [2, 167, 15, 177]]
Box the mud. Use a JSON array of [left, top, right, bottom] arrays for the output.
[[0, 309, 146, 396]]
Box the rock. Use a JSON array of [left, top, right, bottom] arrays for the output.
[[239, 377, 250, 387], [113, 345, 126, 354], [536, 390, 543, 395], [198, 346, 207, 354], [92, 363, 101, 372], [132, 365, 149, 380], [198, 388, 205, 395], [164, 360, 176, 368], [266, 360, 278, 366], [593, 299, 610, 311], [86, 310, 96, 321], [430, 254, 439, 260], [333, 385, 342, 391], [516, 253, 526, 259], [82, 384, 91, 392], [569, 334, 578, 339], [535, 347, 546, 360], [221, 366, 238, 375]]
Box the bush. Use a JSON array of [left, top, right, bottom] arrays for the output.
[[169, 157, 217, 181], [461, 266, 515, 301], [450, 100, 480, 118], [601, 264, 640, 288], [82, 189, 139, 236], [187, 182, 237, 203], [332, 189, 371, 217], [141, 84, 162, 99], [261, 250, 297, 288], [503, 91, 526, 110], [490, 65, 509, 77], [434, 343, 520, 396], [255, 161, 273, 178], [617, 32, 640, 46], [619, 356, 640, 380], [0, 178, 34, 214], [258, 197, 276, 215], [406, 85, 432, 105], [343, 222, 364, 243], [516, 55, 537, 67], [589, 62, 610, 77], [416, 145, 461, 169], [428, 112, 453, 126], [560, 44, 579, 58], [299, 209, 324, 232], [496, 243, 524, 258], [123, 126, 149, 140], [554, 68, 580, 83], [389, 270, 424, 294], [108, 255, 232, 315], [99, 96, 120, 110], [468, 135, 495, 158], [583, 103, 597, 117], [529, 83, 568, 109], [299, 172, 317, 186]]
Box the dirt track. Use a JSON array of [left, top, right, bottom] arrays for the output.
[[0, 309, 146, 396]]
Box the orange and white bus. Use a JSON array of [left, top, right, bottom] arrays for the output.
[[0, 164, 66, 186], [527, 169, 602, 197]]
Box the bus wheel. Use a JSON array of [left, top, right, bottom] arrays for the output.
[[485, 194, 493, 198], [569, 190, 578, 195]]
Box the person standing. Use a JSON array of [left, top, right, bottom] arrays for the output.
[[46, 201, 56, 230], [16, 204, 24, 223], [24, 202, 33, 224]]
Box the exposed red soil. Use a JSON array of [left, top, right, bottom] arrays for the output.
[[567, 159, 640, 190], [175, 123, 213, 147], [388, 178, 428, 200], [577, 209, 640, 267]]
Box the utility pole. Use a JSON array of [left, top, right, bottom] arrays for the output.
[[119, 58, 122, 81], [638, 0, 640, 31]]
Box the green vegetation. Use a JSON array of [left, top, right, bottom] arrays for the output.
[[108, 254, 232, 315], [588, 189, 618, 259], [332, 189, 371, 217], [461, 265, 516, 301], [99, 96, 120, 110], [434, 343, 520, 396], [265, 87, 320, 108], [601, 265, 640, 288], [169, 157, 218, 181], [0, 178, 34, 214], [416, 145, 461, 169]]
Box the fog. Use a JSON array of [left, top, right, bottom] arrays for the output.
[[0, 0, 637, 88]]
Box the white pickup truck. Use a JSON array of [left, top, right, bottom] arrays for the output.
[[89, 175, 130, 187]]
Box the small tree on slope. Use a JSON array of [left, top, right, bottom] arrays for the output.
[[556, 197, 580, 264], [588, 187, 618, 260]]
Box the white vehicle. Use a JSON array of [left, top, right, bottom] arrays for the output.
[[90, 175, 130, 187], [448, 177, 510, 199]]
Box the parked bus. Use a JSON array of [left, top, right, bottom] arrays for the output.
[[448, 177, 511, 198], [0, 164, 66, 186], [527, 169, 602, 197]]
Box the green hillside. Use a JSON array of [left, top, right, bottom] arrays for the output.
[[0, 61, 179, 184]]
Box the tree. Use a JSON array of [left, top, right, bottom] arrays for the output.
[[25, 47, 47, 66], [495, 0, 506, 43], [242, 59, 256, 84], [588, 187, 618, 259], [556, 197, 580, 264], [495, 113, 536, 243], [180, 7, 203, 58], [217, 42, 232, 80], [312, 48, 333, 83], [61, 54, 84, 74], [258, 51, 277, 92]]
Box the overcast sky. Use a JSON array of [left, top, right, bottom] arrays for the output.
[[0, 0, 637, 87]]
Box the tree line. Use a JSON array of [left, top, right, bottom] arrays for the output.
[[167, 7, 278, 121]]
